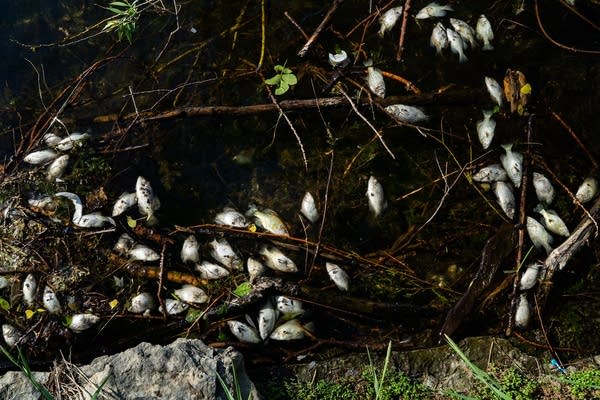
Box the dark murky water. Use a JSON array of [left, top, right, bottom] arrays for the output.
[[1, 0, 600, 367]]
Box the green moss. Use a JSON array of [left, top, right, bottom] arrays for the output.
[[561, 369, 600, 399], [285, 379, 357, 400], [362, 369, 432, 400]]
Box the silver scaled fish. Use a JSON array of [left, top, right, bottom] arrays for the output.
[[259, 245, 298, 273], [430, 22, 448, 55], [476, 14, 494, 50], [494, 181, 515, 219], [385, 104, 429, 124], [136, 176, 160, 226], [526, 216, 553, 254], [366, 176, 387, 218], [476, 110, 496, 150], [538, 209, 570, 237], [485, 77, 503, 107], [446, 28, 467, 63], [112, 192, 138, 217], [532, 172, 554, 204], [209, 238, 243, 270], [378, 6, 403, 37], [364, 59, 385, 98], [576, 177, 598, 203], [472, 164, 507, 183], [415, 2, 453, 19], [500, 143, 523, 188], [449, 18, 477, 49]]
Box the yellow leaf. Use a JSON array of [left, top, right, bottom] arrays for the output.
[[109, 299, 119, 309], [127, 215, 137, 228], [248, 224, 257, 233], [520, 83, 532, 95], [25, 309, 35, 319]]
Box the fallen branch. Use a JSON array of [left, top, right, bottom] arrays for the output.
[[297, 0, 345, 57]]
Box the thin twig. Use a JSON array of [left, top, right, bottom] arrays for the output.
[[395, 0, 412, 61], [298, 0, 345, 57], [158, 243, 167, 320], [256, 0, 266, 70], [284, 12, 310, 40], [550, 110, 599, 171], [154, 0, 181, 63]]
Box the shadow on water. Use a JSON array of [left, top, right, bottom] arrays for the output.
[[1, 0, 600, 370]]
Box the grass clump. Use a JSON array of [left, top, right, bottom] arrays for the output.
[[284, 379, 356, 400], [560, 369, 600, 399]]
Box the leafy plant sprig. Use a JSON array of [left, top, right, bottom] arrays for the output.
[[103, 0, 139, 43], [264, 65, 297, 95]]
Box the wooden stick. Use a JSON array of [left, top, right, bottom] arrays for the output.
[[395, 0, 412, 61], [298, 0, 345, 57]]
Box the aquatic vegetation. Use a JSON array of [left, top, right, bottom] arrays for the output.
[[264, 65, 297, 96], [103, 0, 139, 43]]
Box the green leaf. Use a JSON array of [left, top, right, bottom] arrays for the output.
[[110, 1, 131, 7], [274, 64, 284, 73], [103, 20, 119, 31], [185, 308, 203, 323], [233, 281, 252, 297], [264, 75, 281, 85], [281, 73, 297, 85], [107, 7, 126, 15], [282, 67, 292, 74], [275, 82, 289, 95], [65, 315, 73, 327], [0, 298, 9, 311]]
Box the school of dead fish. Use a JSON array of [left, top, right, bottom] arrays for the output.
[[5, 2, 597, 347]]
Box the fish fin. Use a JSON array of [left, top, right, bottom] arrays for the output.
[[482, 43, 494, 51], [458, 52, 468, 63], [363, 58, 373, 67]]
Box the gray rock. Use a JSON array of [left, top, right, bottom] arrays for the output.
[[0, 339, 260, 400]]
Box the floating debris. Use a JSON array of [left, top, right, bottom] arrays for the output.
[[366, 176, 387, 218], [446, 28, 467, 63], [46, 154, 69, 182], [24, 149, 58, 165], [209, 238, 243, 270], [136, 176, 160, 226], [42, 286, 61, 314], [112, 192, 138, 217], [159, 298, 189, 315], [538, 209, 570, 237], [364, 59, 385, 98], [259, 245, 298, 273], [385, 104, 429, 124], [515, 293, 531, 328], [449, 18, 477, 49], [527, 216, 554, 254], [519, 263, 542, 291], [174, 285, 208, 304], [326, 262, 349, 291], [300, 191, 319, 223], [214, 207, 248, 228], [485, 77, 503, 107], [195, 261, 230, 280], [128, 243, 160, 262], [476, 110, 496, 150], [228, 320, 261, 344], [500, 143, 523, 188], [494, 181, 515, 219], [128, 292, 155, 314], [476, 14, 494, 50], [532, 172, 554, 204], [575, 177, 598, 203], [430, 22, 448, 54], [23, 274, 37, 307], [473, 164, 507, 183], [378, 6, 403, 37], [113, 233, 135, 256], [69, 314, 100, 333], [180, 235, 200, 264], [56, 132, 90, 151], [415, 2, 453, 19]]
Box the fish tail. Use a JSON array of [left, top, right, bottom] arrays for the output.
[[482, 109, 493, 119], [458, 52, 468, 63], [482, 42, 494, 51], [501, 143, 513, 152]]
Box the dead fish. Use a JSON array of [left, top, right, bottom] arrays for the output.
[[364, 59, 385, 98], [69, 314, 100, 333], [128, 292, 155, 313], [515, 293, 531, 328], [46, 154, 69, 181], [42, 132, 63, 147], [42, 286, 61, 314], [258, 301, 279, 340], [136, 176, 160, 226], [328, 50, 350, 68], [210, 238, 243, 270], [159, 298, 189, 315], [174, 285, 208, 304], [23, 274, 37, 307], [76, 212, 116, 228], [576, 177, 598, 203], [446, 28, 467, 63], [366, 176, 387, 218], [128, 243, 160, 262], [259, 245, 298, 273], [485, 77, 503, 107], [476, 14, 494, 50], [275, 296, 304, 315], [215, 207, 248, 228], [532, 172, 554, 204], [300, 192, 319, 223], [476, 110, 496, 150], [0, 276, 9, 290], [270, 319, 308, 341], [56, 132, 90, 151], [430, 22, 448, 54], [24, 149, 58, 165], [538, 209, 570, 237], [378, 6, 403, 37], [326, 262, 349, 291], [500, 143, 523, 188], [248, 206, 289, 236], [2, 324, 22, 347], [494, 181, 515, 219], [247, 257, 266, 283], [27, 195, 55, 211], [415, 2, 453, 19], [385, 104, 429, 124], [449, 18, 477, 49], [180, 235, 200, 264], [527, 216, 554, 254], [472, 164, 507, 183], [113, 233, 135, 255], [112, 192, 138, 217], [228, 320, 261, 344], [519, 263, 542, 291], [195, 261, 230, 279]]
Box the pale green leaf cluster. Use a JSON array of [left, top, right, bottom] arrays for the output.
[[265, 65, 298, 96], [103, 1, 139, 43]]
